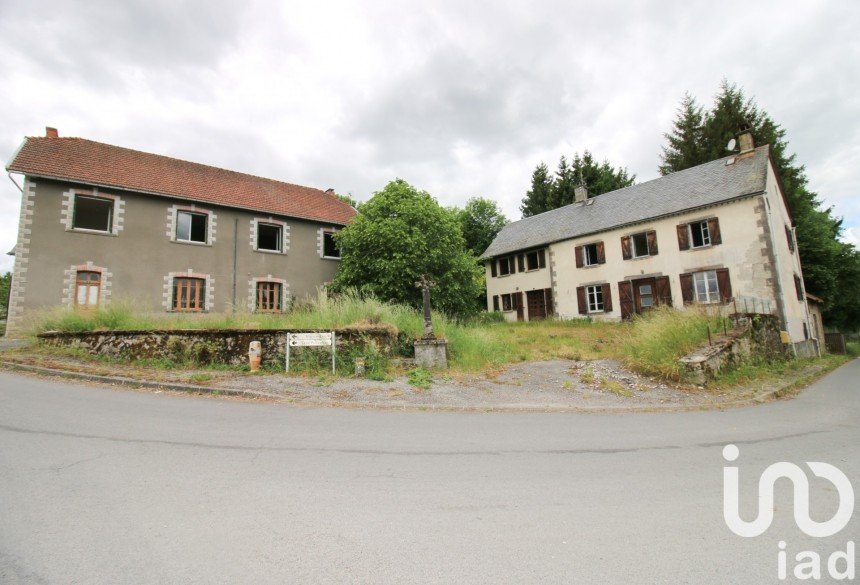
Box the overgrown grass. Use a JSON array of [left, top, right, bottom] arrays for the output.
[[619, 306, 730, 380], [29, 292, 846, 385]]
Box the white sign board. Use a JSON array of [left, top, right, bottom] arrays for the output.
[[289, 333, 334, 347], [285, 332, 336, 373]]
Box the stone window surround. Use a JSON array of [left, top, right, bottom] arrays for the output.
[[250, 217, 290, 254], [247, 275, 290, 312], [167, 204, 217, 246], [318, 226, 341, 260], [162, 270, 214, 312], [61, 187, 125, 235], [62, 262, 112, 307]]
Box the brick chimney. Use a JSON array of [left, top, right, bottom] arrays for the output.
[[574, 184, 588, 203], [45, 127, 58, 138]]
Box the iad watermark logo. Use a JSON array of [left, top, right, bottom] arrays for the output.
[[722, 444, 855, 580]]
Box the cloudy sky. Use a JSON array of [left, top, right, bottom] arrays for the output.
[[1, 0, 858, 273]]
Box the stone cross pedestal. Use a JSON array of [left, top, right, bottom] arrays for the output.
[[413, 274, 448, 369]]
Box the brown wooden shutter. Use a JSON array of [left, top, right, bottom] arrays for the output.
[[517, 253, 525, 272], [621, 236, 632, 260], [655, 276, 672, 306], [544, 288, 553, 317], [538, 249, 546, 268], [574, 246, 583, 268], [490, 260, 497, 278], [708, 218, 722, 245], [493, 295, 499, 311], [679, 273, 694, 304], [677, 224, 690, 251], [618, 281, 634, 320], [601, 283, 613, 312], [577, 286, 587, 315], [794, 274, 804, 301], [785, 225, 795, 253], [716, 268, 732, 302], [646, 230, 658, 256], [597, 241, 606, 264]]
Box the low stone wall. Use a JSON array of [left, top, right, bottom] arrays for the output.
[[38, 326, 399, 367], [680, 314, 784, 384]]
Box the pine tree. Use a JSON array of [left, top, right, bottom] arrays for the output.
[[521, 153, 634, 216], [521, 162, 553, 217], [552, 155, 577, 208], [659, 93, 705, 175]]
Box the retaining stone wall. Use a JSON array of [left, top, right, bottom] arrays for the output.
[[38, 326, 398, 367]]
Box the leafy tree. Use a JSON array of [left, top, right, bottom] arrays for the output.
[[331, 179, 483, 317], [335, 192, 360, 210], [0, 271, 10, 321], [659, 80, 860, 330], [521, 151, 634, 216], [454, 197, 508, 257]]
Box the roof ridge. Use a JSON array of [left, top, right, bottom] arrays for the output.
[[509, 144, 771, 227], [22, 135, 331, 195]]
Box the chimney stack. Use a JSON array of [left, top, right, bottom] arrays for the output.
[[325, 188, 334, 196], [45, 127, 58, 138], [737, 124, 754, 155], [574, 184, 588, 203]]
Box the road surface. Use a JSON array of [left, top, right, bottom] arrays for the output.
[[1, 362, 857, 584]]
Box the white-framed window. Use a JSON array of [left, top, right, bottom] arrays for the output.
[[586, 285, 604, 313], [693, 270, 720, 303], [526, 250, 539, 270], [583, 243, 599, 266], [498, 256, 513, 276], [631, 232, 649, 258], [72, 195, 114, 232], [501, 293, 513, 311], [176, 210, 208, 243], [689, 220, 711, 248]]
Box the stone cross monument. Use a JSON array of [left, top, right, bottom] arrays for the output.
[[415, 274, 436, 339], [413, 274, 447, 368]]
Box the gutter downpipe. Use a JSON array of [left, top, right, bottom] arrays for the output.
[[231, 218, 238, 312]]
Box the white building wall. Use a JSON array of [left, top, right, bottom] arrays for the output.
[[762, 161, 812, 341], [484, 258, 552, 322], [549, 196, 775, 320]]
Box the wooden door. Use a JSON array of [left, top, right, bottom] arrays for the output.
[[526, 290, 546, 321], [618, 281, 635, 320], [75, 271, 101, 309], [633, 278, 657, 314], [515, 292, 525, 322]]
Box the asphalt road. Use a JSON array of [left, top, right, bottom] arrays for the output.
[[1, 363, 857, 584]]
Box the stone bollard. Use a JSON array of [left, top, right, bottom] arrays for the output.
[[354, 357, 366, 376], [248, 341, 262, 372]]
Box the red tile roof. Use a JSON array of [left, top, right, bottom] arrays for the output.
[[6, 135, 357, 225]]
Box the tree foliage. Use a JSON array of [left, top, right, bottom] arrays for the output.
[[521, 151, 634, 217], [331, 179, 483, 317], [453, 197, 508, 257], [0, 271, 10, 321], [660, 80, 860, 330]]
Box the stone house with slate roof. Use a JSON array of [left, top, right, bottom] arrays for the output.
[[4, 127, 357, 336], [481, 132, 815, 344]]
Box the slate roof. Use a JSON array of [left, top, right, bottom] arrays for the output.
[[6, 135, 357, 225], [482, 146, 772, 259]]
